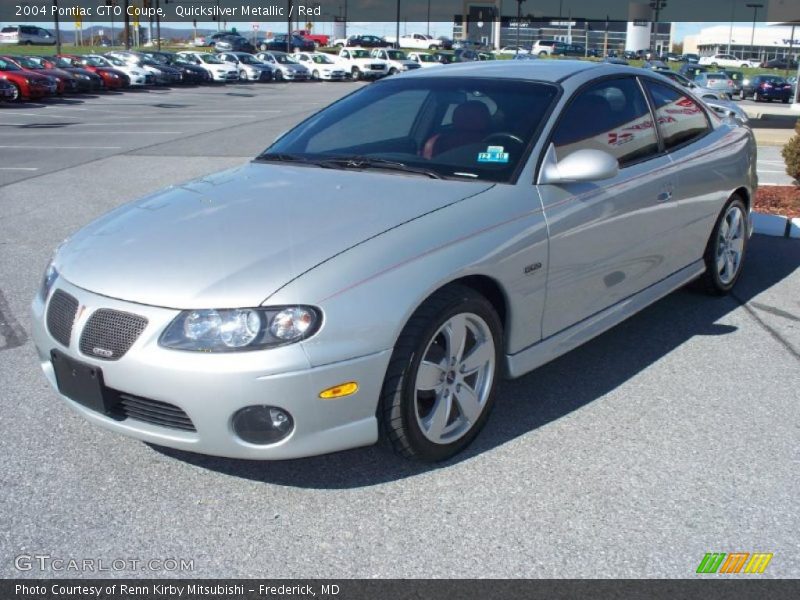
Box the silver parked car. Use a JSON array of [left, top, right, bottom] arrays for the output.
[[694, 72, 734, 98], [32, 61, 756, 462], [254, 51, 310, 81]]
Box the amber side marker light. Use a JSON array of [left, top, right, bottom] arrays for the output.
[[319, 382, 359, 399]]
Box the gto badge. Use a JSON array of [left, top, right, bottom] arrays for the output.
[[524, 262, 543, 275], [92, 347, 114, 358]]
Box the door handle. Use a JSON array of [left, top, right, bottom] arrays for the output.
[[657, 191, 672, 202]]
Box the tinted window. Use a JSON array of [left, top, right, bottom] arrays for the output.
[[552, 77, 659, 168], [643, 81, 710, 150]]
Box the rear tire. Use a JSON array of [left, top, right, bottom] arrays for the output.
[[699, 195, 748, 295], [312, 69, 320, 80], [379, 285, 502, 462], [9, 83, 21, 102]]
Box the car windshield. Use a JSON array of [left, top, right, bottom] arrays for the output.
[[106, 57, 126, 66], [0, 58, 22, 71], [386, 50, 407, 60], [16, 57, 39, 68], [200, 55, 224, 64], [352, 50, 371, 58], [310, 54, 333, 64], [416, 54, 436, 62], [705, 74, 728, 80], [761, 76, 787, 84], [52, 57, 73, 68], [261, 77, 558, 183], [274, 54, 296, 64], [238, 55, 260, 64], [82, 57, 107, 67]]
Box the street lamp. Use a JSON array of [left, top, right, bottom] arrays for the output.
[[395, 0, 401, 50], [516, 0, 526, 55], [746, 3, 763, 62]]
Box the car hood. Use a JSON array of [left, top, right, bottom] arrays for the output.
[[57, 163, 493, 309]]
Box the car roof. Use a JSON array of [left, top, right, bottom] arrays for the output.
[[402, 59, 603, 82]]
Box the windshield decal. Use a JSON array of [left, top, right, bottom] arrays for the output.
[[477, 146, 509, 164]]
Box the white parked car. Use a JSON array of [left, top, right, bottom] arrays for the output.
[[384, 33, 441, 50], [369, 48, 422, 75], [291, 52, 347, 80], [175, 51, 238, 82], [84, 54, 149, 86], [406, 52, 445, 68], [497, 46, 530, 56], [335, 47, 389, 80], [698, 54, 759, 69]]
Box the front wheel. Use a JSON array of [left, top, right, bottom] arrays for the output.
[[351, 67, 361, 80], [739, 89, 747, 100], [311, 69, 320, 80], [699, 195, 748, 295], [274, 69, 283, 81], [754, 91, 761, 102], [238, 69, 248, 82], [380, 285, 502, 462], [9, 82, 21, 102]]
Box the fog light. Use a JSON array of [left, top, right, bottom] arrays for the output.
[[232, 406, 294, 445]]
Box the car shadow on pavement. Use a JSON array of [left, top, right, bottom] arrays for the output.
[[150, 235, 800, 488]]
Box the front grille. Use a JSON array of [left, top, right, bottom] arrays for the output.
[[79, 309, 148, 361], [116, 393, 196, 432], [370, 64, 386, 70], [46, 290, 79, 347]]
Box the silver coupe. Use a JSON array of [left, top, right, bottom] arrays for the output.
[[31, 61, 756, 462]]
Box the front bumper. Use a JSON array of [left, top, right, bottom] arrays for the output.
[[31, 278, 389, 459]]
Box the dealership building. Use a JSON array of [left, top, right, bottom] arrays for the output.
[[682, 24, 799, 62]]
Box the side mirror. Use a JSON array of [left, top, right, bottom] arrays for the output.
[[539, 144, 619, 185]]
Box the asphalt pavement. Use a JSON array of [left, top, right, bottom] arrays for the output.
[[0, 83, 798, 579]]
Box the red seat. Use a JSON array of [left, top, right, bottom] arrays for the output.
[[422, 101, 491, 159]]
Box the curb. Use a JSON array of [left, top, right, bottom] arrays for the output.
[[752, 212, 800, 239]]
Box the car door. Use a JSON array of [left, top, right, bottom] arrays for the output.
[[538, 76, 678, 337]]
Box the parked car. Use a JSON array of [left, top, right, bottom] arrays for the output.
[[694, 72, 734, 98], [0, 25, 57, 45], [603, 57, 629, 66], [622, 50, 639, 60], [291, 52, 347, 80], [643, 60, 670, 71], [3, 55, 78, 94], [406, 51, 445, 68], [678, 63, 708, 79], [44, 56, 106, 91], [346, 35, 392, 49], [739, 74, 793, 102], [204, 31, 243, 48], [143, 51, 212, 84], [656, 70, 732, 101], [454, 49, 481, 62], [253, 51, 310, 81], [698, 54, 759, 68], [718, 70, 744, 95], [437, 37, 454, 50], [291, 30, 330, 48], [664, 52, 681, 62], [760, 57, 798, 70], [216, 52, 274, 82], [497, 46, 530, 56], [531, 40, 568, 56], [680, 53, 700, 63], [432, 51, 455, 64], [31, 61, 755, 462], [0, 56, 57, 100], [258, 34, 315, 53], [58, 55, 127, 89], [84, 54, 150, 86], [370, 48, 422, 75], [333, 47, 388, 80], [213, 35, 255, 54], [175, 51, 239, 82]]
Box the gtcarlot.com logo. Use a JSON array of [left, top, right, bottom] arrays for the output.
[[14, 554, 194, 573], [696, 552, 773, 574]]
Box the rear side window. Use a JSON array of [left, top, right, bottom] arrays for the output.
[[551, 77, 659, 168], [1, 27, 18, 33], [643, 81, 710, 151]]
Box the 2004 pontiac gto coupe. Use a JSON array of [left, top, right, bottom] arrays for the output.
[[32, 60, 756, 461]]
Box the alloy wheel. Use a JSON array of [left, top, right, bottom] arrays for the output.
[[716, 204, 745, 285], [413, 312, 496, 445]]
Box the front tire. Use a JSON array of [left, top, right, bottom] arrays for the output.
[[380, 285, 502, 462], [9, 82, 21, 102], [351, 67, 361, 80], [699, 195, 748, 295]]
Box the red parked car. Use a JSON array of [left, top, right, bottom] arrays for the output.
[[58, 54, 127, 89], [0, 56, 57, 101], [1, 55, 70, 94], [292, 30, 329, 48]]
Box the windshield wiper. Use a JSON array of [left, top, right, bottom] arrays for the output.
[[317, 156, 442, 179], [254, 153, 335, 168]]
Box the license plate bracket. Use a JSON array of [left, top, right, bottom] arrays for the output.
[[51, 349, 116, 414]]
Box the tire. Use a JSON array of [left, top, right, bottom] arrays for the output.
[[259, 43, 267, 51], [783, 98, 790, 104], [274, 69, 283, 82], [9, 82, 21, 102], [429, 44, 438, 50], [754, 91, 761, 102], [238, 69, 248, 82], [380, 285, 502, 462], [538, 51, 547, 57], [698, 195, 748, 295], [389, 67, 398, 75], [711, 62, 718, 67], [311, 69, 320, 80], [351, 67, 360, 80], [739, 89, 746, 100], [741, 64, 749, 68]]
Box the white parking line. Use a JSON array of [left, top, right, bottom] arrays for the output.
[[0, 167, 39, 171], [0, 145, 122, 149], [10, 131, 183, 135]]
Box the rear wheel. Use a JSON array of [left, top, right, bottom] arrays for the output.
[[8, 82, 21, 102], [311, 69, 320, 80], [754, 91, 762, 102], [699, 195, 748, 295], [389, 67, 398, 75], [274, 69, 283, 81], [380, 285, 502, 462], [739, 89, 747, 100]]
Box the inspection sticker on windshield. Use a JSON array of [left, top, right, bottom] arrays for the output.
[[478, 146, 509, 164]]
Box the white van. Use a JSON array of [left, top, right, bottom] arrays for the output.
[[0, 25, 57, 45]]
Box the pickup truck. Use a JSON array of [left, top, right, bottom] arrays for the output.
[[292, 30, 329, 48], [369, 48, 422, 74], [383, 33, 441, 50], [335, 47, 389, 80], [698, 54, 760, 69]]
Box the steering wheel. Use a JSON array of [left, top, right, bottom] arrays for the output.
[[482, 132, 525, 146]]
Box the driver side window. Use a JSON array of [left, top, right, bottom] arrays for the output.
[[551, 77, 659, 168]]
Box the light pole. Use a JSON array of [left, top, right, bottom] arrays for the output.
[[726, 0, 735, 55], [516, 0, 526, 55], [746, 3, 763, 62], [395, 0, 401, 49], [51, 0, 62, 54], [426, 0, 431, 37]]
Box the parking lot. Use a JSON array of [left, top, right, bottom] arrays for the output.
[[1, 82, 799, 578]]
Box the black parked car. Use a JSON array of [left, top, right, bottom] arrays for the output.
[[213, 35, 255, 54], [680, 53, 700, 63], [437, 36, 453, 50], [259, 34, 315, 52], [432, 51, 455, 64], [346, 35, 391, 49], [144, 51, 211, 84], [740, 74, 793, 102], [760, 57, 798, 70], [678, 63, 707, 78]]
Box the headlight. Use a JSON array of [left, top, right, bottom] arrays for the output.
[[39, 260, 59, 300], [160, 306, 321, 352], [109, 73, 119, 79], [76, 73, 89, 80]]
